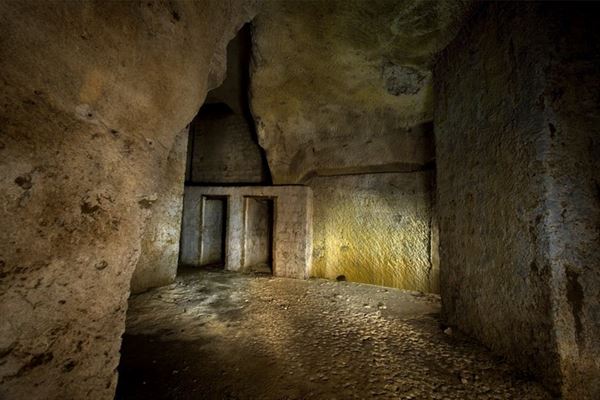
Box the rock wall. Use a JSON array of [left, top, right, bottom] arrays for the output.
[[130, 127, 188, 294], [0, 1, 256, 399], [434, 3, 600, 397], [189, 23, 269, 185], [250, 0, 470, 184], [206, 24, 252, 116], [542, 6, 600, 395], [309, 172, 437, 293], [249, 0, 466, 291]]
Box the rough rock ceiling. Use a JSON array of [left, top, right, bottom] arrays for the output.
[[250, 0, 471, 183]]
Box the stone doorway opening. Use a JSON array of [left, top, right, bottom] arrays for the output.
[[243, 196, 275, 274], [199, 195, 228, 268]]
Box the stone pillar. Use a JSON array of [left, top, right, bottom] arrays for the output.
[[227, 194, 245, 271]]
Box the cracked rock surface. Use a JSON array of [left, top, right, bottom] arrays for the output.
[[117, 270, 551, 400]]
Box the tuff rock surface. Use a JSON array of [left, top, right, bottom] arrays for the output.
[[250, 0, 471, 183], [0, 1, 257, 398], [435, 3, 600, 398]]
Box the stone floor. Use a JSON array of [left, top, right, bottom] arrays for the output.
[[115, 269, 552, 400]]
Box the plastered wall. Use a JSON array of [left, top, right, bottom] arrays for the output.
[[181, 186, 312, 279]]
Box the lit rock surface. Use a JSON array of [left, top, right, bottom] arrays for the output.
[[130, 126, 189, 294], [250, 0, 471, 183], [249, 0, 470, 291], [117, 270, 551, 399], [309, 172, 437, 292], [0, 1, 256, 398]]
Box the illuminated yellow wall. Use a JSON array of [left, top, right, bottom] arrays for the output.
[[309, 171, 438, 293]]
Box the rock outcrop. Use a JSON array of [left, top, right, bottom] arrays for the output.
[[0, 1, 257, 398]]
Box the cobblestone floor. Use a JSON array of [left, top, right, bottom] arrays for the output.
[[116, 269, 552, 400]]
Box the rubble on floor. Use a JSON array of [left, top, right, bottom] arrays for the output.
[[117, 270, 551, 400]]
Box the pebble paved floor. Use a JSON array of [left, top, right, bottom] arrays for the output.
[[116, 269, 552, 400]]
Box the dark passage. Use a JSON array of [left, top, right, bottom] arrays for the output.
[[200, 196, 227, 268], [243, 197, 274, 274]]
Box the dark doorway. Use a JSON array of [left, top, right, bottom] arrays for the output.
[[199, 196, 227, 268], [243, 197, 274, 274]]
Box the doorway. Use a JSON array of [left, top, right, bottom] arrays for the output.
[[199, 196, 227, 267], [243, 197, 275, 274]]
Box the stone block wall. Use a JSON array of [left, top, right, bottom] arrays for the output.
[[188, 105, 268, 184]]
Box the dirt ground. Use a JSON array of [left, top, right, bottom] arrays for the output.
[[115, 269, 552, 400]]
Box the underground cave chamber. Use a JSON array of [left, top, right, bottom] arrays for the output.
[[1, 2, 599, 400]]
